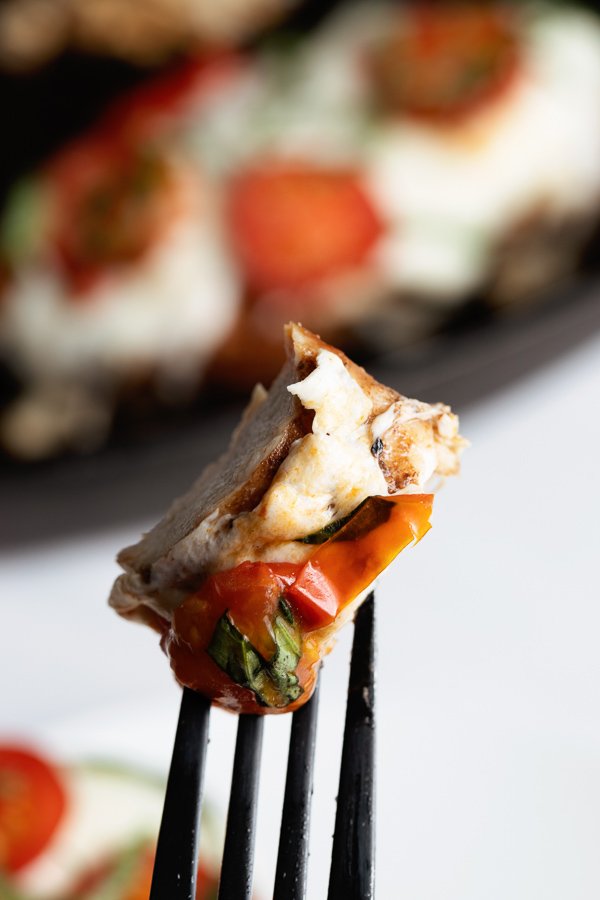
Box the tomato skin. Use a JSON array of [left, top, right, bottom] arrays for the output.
[[370, 2, 519, 122], [287, 494, 433, 629], [284, 561, 340, 630], [43, 52, 242, 297], [49, 142, 176, 294], [227, 164, 384, 292], [167, 561, 321, 714], [0, 745, 67, 873]]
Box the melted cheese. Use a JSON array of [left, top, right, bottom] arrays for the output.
[[110, 346, 464, 623], [367, 3, 600, 297]]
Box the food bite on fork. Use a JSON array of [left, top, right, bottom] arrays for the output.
[[109, 323, 466, 713]]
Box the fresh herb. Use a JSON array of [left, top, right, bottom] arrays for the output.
[[207, 601, 303, 709], [268, 610, 304, 704], [297, 497, 371, 544], [371, 436, 384, 457], [297, 495, 395, 545], [330, 496, 394, 541]]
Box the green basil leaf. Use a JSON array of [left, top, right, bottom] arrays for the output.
[[330, 496, 394, 542], [268, 607, 304, 704], [297, 497, 372, 544], [207, 612, 265, 700], [297, 495, 395, 545], [206, 605, 304, 709]]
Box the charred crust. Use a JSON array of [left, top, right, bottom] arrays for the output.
[[379, 447, 417, 491], [371, 436, 384, 457]]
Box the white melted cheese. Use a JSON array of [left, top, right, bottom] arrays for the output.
[[255, 350, 389, 541]]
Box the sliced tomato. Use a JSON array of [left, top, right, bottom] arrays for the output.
[[227, 164, 383, 292], [283, 562, 339, 631], [287, 494, 433, 628], [48, 139, 177, 294], [0, 745, 67, 873], [370, 1, 519, 121], [43, 51, 242, 296]]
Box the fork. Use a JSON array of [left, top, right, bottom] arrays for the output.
[[149, 590, 376, 900]]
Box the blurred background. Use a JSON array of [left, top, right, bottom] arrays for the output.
[[1, 0, 600, 897]]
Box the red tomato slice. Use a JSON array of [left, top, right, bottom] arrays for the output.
[[44, 51, 242, 296], [283, 561, 340, 630], [48, 139, 178, 295], [0, 745, 67, 873], [227, 164, 383, 292], [287, 494, 433, 629], [370, 2, 519, 121]]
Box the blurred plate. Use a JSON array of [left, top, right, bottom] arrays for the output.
[[1, 0, 600, 546]]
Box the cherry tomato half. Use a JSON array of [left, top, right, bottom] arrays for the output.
[[0, 744, 67, 873], [370, 1, 519, 121], [228, 164, 383, 292]]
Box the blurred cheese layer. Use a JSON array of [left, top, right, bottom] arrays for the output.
[[367, 3, 600, 299]]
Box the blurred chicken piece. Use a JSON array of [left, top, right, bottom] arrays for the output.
[[0, 0, 295, 70]]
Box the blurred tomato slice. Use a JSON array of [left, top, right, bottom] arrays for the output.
[[228, 164, 383, 292], [370, 1, 519, 121], [0, 744, 67, 873]]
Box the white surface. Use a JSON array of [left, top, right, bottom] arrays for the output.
[[2, 329, 600, 898]]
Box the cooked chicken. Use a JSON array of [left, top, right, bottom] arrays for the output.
[[109, 323, 466, 712]]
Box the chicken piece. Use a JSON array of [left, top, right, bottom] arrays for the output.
[[109, 323, 466, 712]]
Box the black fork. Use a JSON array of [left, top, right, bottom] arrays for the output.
[[149, 591, 376, 900]]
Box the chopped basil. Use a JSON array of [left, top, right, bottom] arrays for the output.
[[297, 497, 371, 544], [331, 495, 394, 542], [297, 495, 395, 545], [269, 611, 304, 704], [278, 596, 294, 625], [207, 601, 303, 709]]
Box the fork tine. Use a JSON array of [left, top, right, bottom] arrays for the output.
[[218, 714, 265, 900], [327, 591, 376, 900], [150, 686, 211, 900], [273, 674, 321, 900]]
